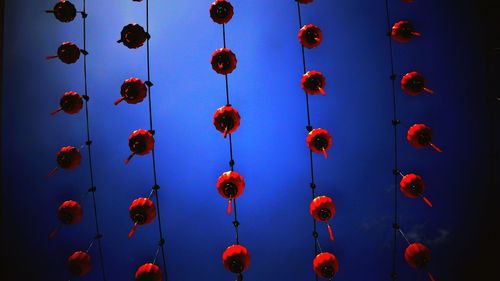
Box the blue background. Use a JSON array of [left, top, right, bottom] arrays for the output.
[[1, 0, 497, 280]]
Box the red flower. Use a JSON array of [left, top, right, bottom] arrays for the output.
[[313, 252, 339, 279], [47, 42, 81, 64], [297, 0, 314, 4], [118, 23, 149, 49], [400, 173, 433, 207], [115, 77, 148, 105], [210, 0, 234, 24], [391, 20, 421, 43], [213, 105, 241, 138], [67, 251, 92, 277], [222, 244, 251, 274], [125, 129, 155, 164], [128, 197, 156, 238], [135, 263, 163, 281], [52, 0, 77, 23], [211, 48, 237, 75], [401, 71, 434, 96], [51, 91, 83, 115], [299, 24, 323, 49], [407, 124, 442, 153], [217, 171, 245, 215], [58, 200, 83, 225], [307, 128, 333, 158], [301, 70, 326, 95]]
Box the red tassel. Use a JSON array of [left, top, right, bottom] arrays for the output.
[[422, 195, 433, 208], [318, 87, 326, 96], [223, 127, 229, 138], [428, 272, 436, 281], [227, 199, 232, 215], [50, 108, 63, 116], [128, 222, 138, 238], [429, 143, 443, 153], [114, 97, 125, 105], [412, 31, 422, 37], [322, 147, 328, 159], [48, 224, 61, 240], [327, 223, 334, 241], [423, 87, 434, 94], [46, 55, 58, 60], [124, 153, 135, 164], [47, 167, 59, 177]]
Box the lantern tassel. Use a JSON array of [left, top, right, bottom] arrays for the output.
[[48, 224, 61, 240], [124, 153, 135, 164], [128, 222, 138, 238], [46, 55, 58, 60], [423, 87, 434, 94], [114, 97, 125, 105], [327, 223, 334, 241], [322, 147, 328, 159], [227, 199, 232, 215], [223, 127, 229, 138], [318, 87, 326, 96], [47, 167, 59, 177], [429, 143, 442, 153], [50, 108, 63, 116], [412, 31, 422, 37], [428, 272, 436, 281], [421, 195, 433, 208]]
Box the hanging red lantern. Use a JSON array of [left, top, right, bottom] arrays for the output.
[[118, 23, 149, 49], [301, 70, 327, 95], [222, 244, 251, 274], [51, 91, 83, 115], [391, 20, 421, 43], [297, 0, 314, 4], [211, 48, 237, 75], [115, 77, 148, 105], [213, 105, 241, 138], [135, 263, 163, 281], [400, 173, 433, 207], [125, 129, 155, 164], [128, 197, 156, 238], [210, 0, 234, 24], [407, 124, 442, 153], [310, 196, 336, 241], [48, 146, 82, 176], [313, 252, 339, 279], [216, 171, 245, 215], [51, 0, 77, 23], [49, 200, 83, 239], [405, 243, 436, 281], [307, 128, 332, 159], [401, 71, 434, 96], [47, 42, 81, 64], [299, 24, 323, 49], [402, 0, 414, 3], [67, 251, 92, 276]]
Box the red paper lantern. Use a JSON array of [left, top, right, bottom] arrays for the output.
[[297, 0, 314, 4], [48, 146, 82, 176], [405, 243, 436, 281], [51, 0, 77, 23], [313, 252, 339, 279], [402, 0, 414, 3], [222, 244, 251, 274], [125, 129, 155, 164], [299, 24, 323, 49], [67, 251, 92, 276], [307, 128, 333, 159], [47, 42, 81, 64], [310, 196, 336, 241], [135, 263, 162, 281], [400, 173, 433, 207], [51, 91, 83, 115], [216, 171, 245, 215], [407, 124, 442, 153], [213, 105, 241, 138], [58, 200, 83, 224], [128, 197, 156, 238], [391, 20, 421, 43], [401, 71, 434, 96], [115, 77, 148, 105], [118, 23, 149, 49], [301, 70, 326, 95], [210, 0, 234, 24], [211, 48, 237, 75]]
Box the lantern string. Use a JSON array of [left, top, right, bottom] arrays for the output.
[[86, 237, 95, 253], [398, 228, 411, 246], [152, 245, 161, 265]]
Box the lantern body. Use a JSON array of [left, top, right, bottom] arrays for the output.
[[129, 129, 155, 156], [313, 252, 339, 279], [119, 78, 148, 105], [67, 251, 92, 276], [129, 198, 156, 225], [59, 91, 83, 114], [58, 200, 83, 224], [222, 244, 251, 274], [210, 0, 234, 24], [301, 70, 326, 95], [135, 263, 162, 281], [211, 48, 237, 75], [310, 196, 336, 222], [213, 105, 241, 137], [405, 243, 431, 269], [297, 0, 314, 4], [299, 24, 323, 49], [53, 0, 77, 23], [57, 146, 82, 170], [307, 128, 333, 155], [119, 23, 148, 49], [407, 124, 433, 149], [400, 173, 425, 199], [216, 171, 245, 199], [57, 42, 81, 64], [391, 20, 419, 43], [401, 71, 428, 96]]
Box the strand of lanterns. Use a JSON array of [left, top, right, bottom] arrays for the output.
[[115, 0, 168, 280], [209, 1, 250, 280], [384, 1, 441, 280], [45, 0, 107, 279], [295, 1, 339, 280]]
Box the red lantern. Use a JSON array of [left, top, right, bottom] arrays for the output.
[[307, 128, 333, 159], [297, 0, 314, 4], [51, 91, 83, 115], [213, 105, 241, 138], [135, 263, 162, 281], [405, 243, 436, 281], [301, 70, 326, 95], [222, 244, 251, 274], [391, 20, 421, 43], [118, 23, 149, 49], [67, 251, 92, 276], [310, 196, 336, 241], [210, 0, 234, 24], [402, 0, 414, 3], [51, 0, 77, 23], [400, 173, 433, 207], [47, 42, 81, 64], [125, 129, 155, 164], [313, 252, 339, 279], [115, 77, 148, 105], [216, 171, 245, 215], [48, 146, 82, 176], [401, 71, 434, 96], [49, 200, 83, 239], [407, 124, 442, 153], [128, 197, 156, 238], [299, 24, 323, 49], [211, 48, 237, 75]]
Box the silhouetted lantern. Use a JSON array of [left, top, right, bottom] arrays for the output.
[[128, 197, 156, 238], [307, 128, 332, 159], [405, 243, 436, 281], [313, 252, 339, 279], [115, 77, 147, 105], [47, 42, 81, 64], [297, 0, 314, 4], [210, 0, 234, 24], [222, 244, 251, 274], [299, 24, 323, 49], [213, 105, 241, 138], [310, 196, 336, 241], [67, 251, 92, 277], [51, 91, 83, 116], [401, 72, 434, 96], [400, 173, 433, 207], [217, 171, 245, 215], [118, 23, 149, 49], [135, 263, 162, 281], [301, 70, 326, 95], [391, 20, 421, 43], [402, 0, 414, 3], [407, 124, 442, 153], [49, 200, 84, 239], [50, 0, 77, 23], [211, 48, 237, 75], [48, 146, 82, 176], [125, 129, 155, 164]]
